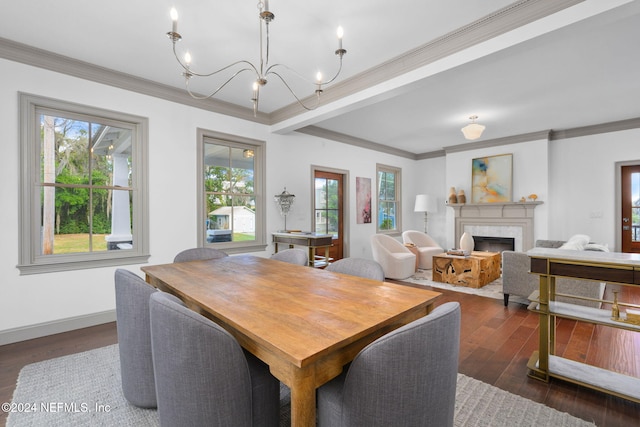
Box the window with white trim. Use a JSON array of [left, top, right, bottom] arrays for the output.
[[197, 129, 266, 253], [18, 93, 149, 274], [376, 164, 402, 234]]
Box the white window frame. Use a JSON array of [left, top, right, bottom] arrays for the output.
[[376, 163, 402, 235], [17, 93, 149, 274], [197, 129, 267, 253]]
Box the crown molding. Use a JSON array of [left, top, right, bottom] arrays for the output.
[[296, 126, 417, 160], [0, 36, 270, 124], [269, 0, 585, 124], [444, 130, 552, 154], [416, 150, 447, 160], [550, 117, 640, 140]]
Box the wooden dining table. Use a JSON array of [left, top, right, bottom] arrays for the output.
[[141, 255, 441, 427]]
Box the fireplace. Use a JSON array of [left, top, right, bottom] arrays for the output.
[[473, 236, 515, 252], [449, 202, 542, 252]]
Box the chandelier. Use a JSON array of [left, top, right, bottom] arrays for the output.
[[166, 1, 347, 116]]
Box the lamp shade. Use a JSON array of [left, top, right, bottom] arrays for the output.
[[461, 115, 485, 140], [414, 194, 437, 213], [461, 123, 486, 140]]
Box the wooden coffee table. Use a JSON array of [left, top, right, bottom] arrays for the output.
[[432, 251, 501, 288]]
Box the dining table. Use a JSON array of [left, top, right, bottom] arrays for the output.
[[141, 254, 441, 427]]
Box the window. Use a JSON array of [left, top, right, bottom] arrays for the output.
[[198, 129, 266, 253], [18, 94, 149, 274], [376, 164, 402, 234]]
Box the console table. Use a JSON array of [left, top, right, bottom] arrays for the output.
[[272, 232, 333, 267], [527, 247, 640, 403]]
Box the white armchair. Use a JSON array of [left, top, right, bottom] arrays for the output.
[[370, 234, 416, 280], [402, 230, 444, 270]]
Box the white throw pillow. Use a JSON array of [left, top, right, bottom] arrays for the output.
[[559, 241, 584, 250], [559, 234, 590, 251], [584, 243, 610, 252]]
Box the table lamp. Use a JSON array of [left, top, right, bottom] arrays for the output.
[[414, 194, 437, 234]]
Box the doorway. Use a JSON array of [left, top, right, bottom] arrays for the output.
[[313, 169, 346, 264], [620, 164, 640, 253]]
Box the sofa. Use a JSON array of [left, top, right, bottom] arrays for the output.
[[502, 237, 607, 308]]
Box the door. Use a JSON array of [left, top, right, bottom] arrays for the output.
[[314, 171, 344, 263], [621, 165, 640, 253]]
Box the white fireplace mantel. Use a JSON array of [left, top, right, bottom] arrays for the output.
[[448, 201, 543, 251]]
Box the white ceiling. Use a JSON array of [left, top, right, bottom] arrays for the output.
[[2, 0, 639, 156]]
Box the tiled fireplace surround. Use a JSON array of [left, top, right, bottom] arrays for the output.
[[449, 202, 543, 253]]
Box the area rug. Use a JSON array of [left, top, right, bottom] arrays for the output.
[[404, 269, 530, 304], [7, 345, 595, 426]]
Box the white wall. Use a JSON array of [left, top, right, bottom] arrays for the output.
[[548, 128, 640, 248], [442, 139, 550, 249], [266, 132, 420, 259], [0, 59, 419, 342], [411, 157, 447, 248]]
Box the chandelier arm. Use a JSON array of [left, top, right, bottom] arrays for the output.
[[318, 57, 344, 85], [268, 71, 321, 111], [184, 68, 255, 100], [265, 55, 344, 86], [172, 43, 260, 78]]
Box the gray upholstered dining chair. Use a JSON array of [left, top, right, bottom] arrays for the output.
[[317, 301, 461, 427], [149, 291, 280, 427], [114, 269, 157, 408], [173, 247, 229, 263], [325, 258, 385, 281], [270, 248, 309, 266]]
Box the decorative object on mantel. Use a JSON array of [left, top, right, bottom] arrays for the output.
[[165, 2, 347, 116], [457, 189, 466, 204], [459, 232, 475, 253], [461, 115, 486, 140], [274, 187, 295, 231], [448, 187, 458, 204], [414, 194, 437, 233], [471, 153, 513, 203], [520, 197, 526, 202], [528, 193, 538, 201]]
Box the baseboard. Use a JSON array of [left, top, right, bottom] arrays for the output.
[[0, 310, 116, 346]]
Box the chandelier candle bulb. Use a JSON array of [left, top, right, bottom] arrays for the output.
[[337, 26, 344, 50], [170, 8, 178, 34]]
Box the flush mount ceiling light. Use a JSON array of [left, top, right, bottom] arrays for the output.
[[461, 115, 486, 140], [166, 1, 347, 116]]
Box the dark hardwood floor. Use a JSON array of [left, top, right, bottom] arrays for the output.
[[1, 283, 639, 426]]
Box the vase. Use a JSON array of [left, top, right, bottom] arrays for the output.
[[448, 187, 458, 204], [459, 232, 474, 253], [457, 189, 466, 204]]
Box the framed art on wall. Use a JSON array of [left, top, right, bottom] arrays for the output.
[[471, 154, 512, 203], [356, 177, 372, 223]]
